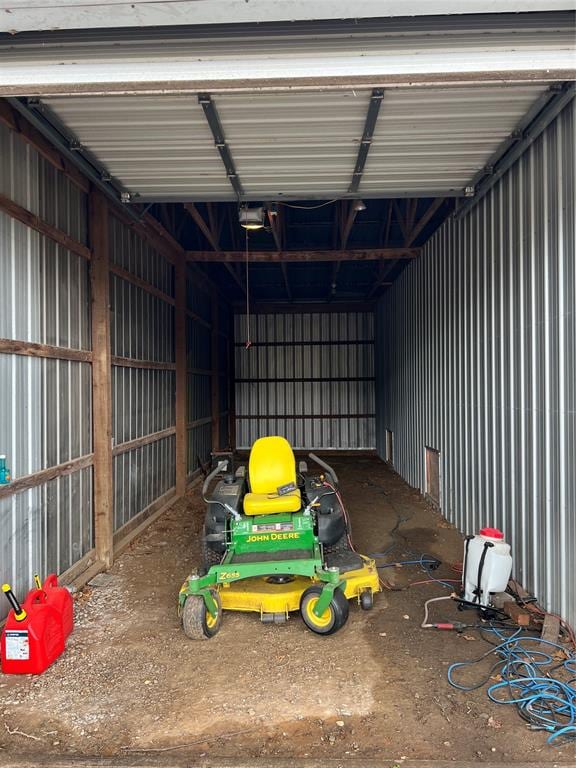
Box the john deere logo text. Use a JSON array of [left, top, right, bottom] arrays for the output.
[[247, 533, 300, 542]]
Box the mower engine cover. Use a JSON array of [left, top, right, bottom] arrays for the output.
[[232, 512, 315, 555]]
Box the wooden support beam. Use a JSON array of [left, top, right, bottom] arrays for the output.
[[267, 208, 283, 251], [366, 261, 396, 300], [367, 204, 395, 300], [0, 192, 92, 260], [187, 417, 213, 429], [383, 201, 394, 247], [406, 198, 418, 234], [211, 291, 220, 452], [186, 248, 418, 263], [0, 454, 93, 501], [237, 413, 375, 420], [232, 301, 376, 314], [0, 338, 92, 363], [393, 200, 410, 243], [112, 427, 177, 457], [89, 188, 114, 569], [184, 202, 247, 296], [175, 254, 187, 496], [331, 201, 341, 249], [111, 356, 176, 371], [341, 201, 359, 250], [267, 206, 292, 302], [184, 202, 219, 251], [280, 262, 292, 302], [406, 198, 446, 247], [109, 264, 175, 306]]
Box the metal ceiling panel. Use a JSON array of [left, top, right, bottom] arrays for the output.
[[3, 1, 575, 34], [0, 13, 574, 96], [213, 90, 370, 198], [40, 95, 231, 198], [361, 85, 550, 194], [41, 83, 558, 201]]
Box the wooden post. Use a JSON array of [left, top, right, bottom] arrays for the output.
[[89, 188, 113, 568], [175, 255, 187, 495], [211, 291, 220, 453]]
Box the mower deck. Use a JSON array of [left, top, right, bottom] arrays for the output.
[[218, 558, 380, 617]]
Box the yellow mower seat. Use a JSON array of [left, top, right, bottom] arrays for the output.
[[243, 436, 302, 516]]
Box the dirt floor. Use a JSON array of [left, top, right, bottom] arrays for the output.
[[0, 458, 574, 767]]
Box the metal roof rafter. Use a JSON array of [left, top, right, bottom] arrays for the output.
[[348, 88, 384, 194], [197, 93, 243, 198]]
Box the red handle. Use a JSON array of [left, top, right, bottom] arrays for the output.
[[23, 588, 48, 609], [43, 573, 58, 590]]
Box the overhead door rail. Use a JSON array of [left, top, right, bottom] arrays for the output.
[[198, 93, 243, 199], [456, 81, 576, 218], [349, 89, 384, 194], [7, 96, 141, 223]]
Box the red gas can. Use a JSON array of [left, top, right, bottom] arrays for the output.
[[1, 588, 65, 675], [42, 574, 74, 639]]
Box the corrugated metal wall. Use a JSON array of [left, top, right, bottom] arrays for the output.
[[376, 101, 575, 627], [109, 214, 176, 531], [0, 109, 230, 622], [185, 267, 229, 474], [0, 120, 93, 617], [235, 312, 375, 450]]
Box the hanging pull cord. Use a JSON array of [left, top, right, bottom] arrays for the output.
[[245, 226, 252, 349]]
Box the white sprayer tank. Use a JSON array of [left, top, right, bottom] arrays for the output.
[[462, 527, 512, 606]]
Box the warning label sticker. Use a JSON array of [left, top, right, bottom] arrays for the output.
[[4, 630, 29, 660], [253, 522, 294, 533]]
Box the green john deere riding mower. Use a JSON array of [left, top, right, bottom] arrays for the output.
[[178, 436, 380, 638]]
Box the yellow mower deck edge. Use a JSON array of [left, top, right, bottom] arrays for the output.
[[217, 556, 380, 615]]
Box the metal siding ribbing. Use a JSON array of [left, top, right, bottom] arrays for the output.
[[109, 216, 176, 530], [186, 269, 214, 473], [375, 101, 575, 627], [113, 437, 175, 531], [234, 312, 375, 450], [110, 273, 175, 362], [109, 214, 173, 295], [112, 367, 175, 445], [0, 120, 92, 620]]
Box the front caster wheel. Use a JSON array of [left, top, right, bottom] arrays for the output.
[[300, 585, 349, 635], [360, 589, 374, 610], [181, 589, 222, 640]]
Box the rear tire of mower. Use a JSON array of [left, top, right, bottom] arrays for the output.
[[300, 585, 349, 636], [181, 589, 222, 640]]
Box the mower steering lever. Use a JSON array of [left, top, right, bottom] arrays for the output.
[[202, 460, 228, 501], [308, 453, 339, 486]]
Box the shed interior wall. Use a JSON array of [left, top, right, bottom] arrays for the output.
[[234, 310, 376, 450], [0, 110, 229, 621], [376, 101, 575, 628]]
